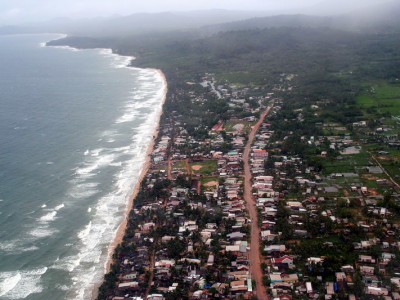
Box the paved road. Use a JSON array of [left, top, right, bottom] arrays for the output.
[[243, 107, 271, 300]]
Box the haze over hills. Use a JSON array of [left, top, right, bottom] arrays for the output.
[[1, 0, 399, 37], [301, 0, 395, 15], [201, 0, 400, 35], [0, 10, 275, 36]]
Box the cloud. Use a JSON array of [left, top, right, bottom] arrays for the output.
[[5, 8, 22, 17]]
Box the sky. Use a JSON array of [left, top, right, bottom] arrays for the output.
[[0, 0, 392, 25]]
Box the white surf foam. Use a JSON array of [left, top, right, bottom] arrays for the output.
[[98, 48, 135, 69], [55, 203, 65, 211], [39, 211, 57, 222], [114, 111, 139, 124], [0, 272, 21, 297], [75, 153, 116, 176], [30, 227, 58, 238], [0, 240, 39, 254], [69, 182, 100, 199], [0, 267, 47, 299], [46, 59, 165, 300], [77, 221, 92, 240], [39, 203, 65, 222]]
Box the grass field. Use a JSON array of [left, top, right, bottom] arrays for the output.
[[356, 82, 400, 115], [173, 160, 186, 170], [200, 176, 219, 191], [189, 160, 218, 175], [322, 151, 372, 174]]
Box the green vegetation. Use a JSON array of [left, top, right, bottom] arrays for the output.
[[172, 160, 186, 170], [190, 160, 218, 176], [357, 82, 400, 115], [321, 151, 371, 174], [200, 176, 219, 191]]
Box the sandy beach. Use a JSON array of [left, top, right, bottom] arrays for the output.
[[90, 68, 167, 299]]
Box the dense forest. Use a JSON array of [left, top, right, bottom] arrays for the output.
[[46, 10, 400, 143]]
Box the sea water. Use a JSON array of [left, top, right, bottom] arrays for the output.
[[0, 34, 165, 299]]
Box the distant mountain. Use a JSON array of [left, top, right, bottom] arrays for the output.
[[199, 0, 400, 35], [0, 10, 275, 37], [199, 15, 332, 36], [2, 1, 399, 38]]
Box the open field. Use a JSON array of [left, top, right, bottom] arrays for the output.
[[189, 160, 218, 175], [200, 176, 219, 191], [172, 160, 186, 170], [356, 82, 400, 115], [224, 120, 255, 133], [321, 150, 372, 174]]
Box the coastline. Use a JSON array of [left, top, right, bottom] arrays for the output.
[[90, 68, 167, 300], [104, 68, 167, 273], [44, 35, 167, 300]]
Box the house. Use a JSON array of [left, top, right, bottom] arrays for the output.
[[360, 266, 374, 275], [118, 281, 139, 290], [261, 230, 278, 241], [325, 282, 334, 295], [359, 255, 376, 264], [227, 232, 246, 240], [230, 280, 248, 293], [341, 265, 354, 273], [366, 166, 384, 174], [140, 222, 156, 232], [365, 286, 388, 296], [147, 294, 165, 300], [335, 272, 346, 282], [306, 282, 313, 294], [281, 273, 298, 283], [271, 256, 294, 268], [264, 244, 286, 254]]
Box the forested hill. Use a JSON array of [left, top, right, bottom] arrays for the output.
[[47, 26, 400, 82], [45, 0, 400, 118], [44, 0, 400, 78]]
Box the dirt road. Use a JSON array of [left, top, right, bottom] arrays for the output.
[[243, 107, 271, 299]]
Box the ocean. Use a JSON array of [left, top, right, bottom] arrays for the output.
[[0, 34, 165, 299]]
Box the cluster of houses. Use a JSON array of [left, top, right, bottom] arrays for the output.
[[106, 73, 400, 300]]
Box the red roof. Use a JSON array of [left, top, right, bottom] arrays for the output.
[[273, 255, 294, 264]]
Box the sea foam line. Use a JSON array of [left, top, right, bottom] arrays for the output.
[[0, 267, 47, 299], [58, 73, 164, 300], [43, 37, 166, 299]]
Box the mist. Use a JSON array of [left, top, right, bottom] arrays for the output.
[[0, 0, 394, 25]]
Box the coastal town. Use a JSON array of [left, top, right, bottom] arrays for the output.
[[99, 72, 400, 300]]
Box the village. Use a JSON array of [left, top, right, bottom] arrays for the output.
[[103, 73, 400, 300]]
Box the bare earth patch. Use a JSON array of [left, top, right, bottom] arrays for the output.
[[362, 174, 380, 180], [204, 181, 218, 187], [233, 124, 245, 131], [369, 188, 379, 196], [378, 156, 400, 161], [191, 165, 203, 171]]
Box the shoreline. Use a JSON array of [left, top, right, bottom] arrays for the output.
[[104, 68, 167, 273], [44, 35, 167, 300], [91, 68, 167, 300]]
